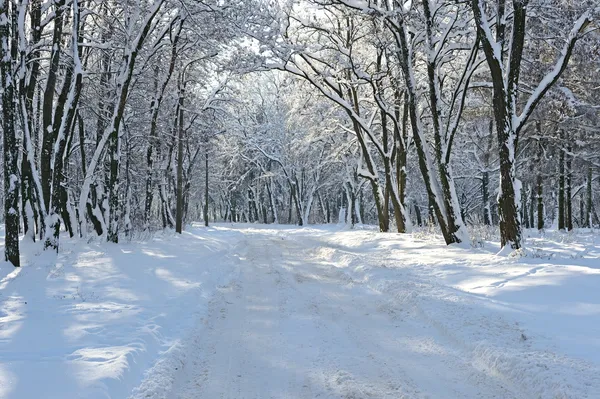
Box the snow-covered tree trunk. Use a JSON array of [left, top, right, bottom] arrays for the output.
[[267, 179, 278, 223], [78, 0, 166, 242], [46, 0, 83, 250], [19, 0, 43, 241], [144, 20, 183, 230], [566, 137, 573, 231], [204, 146, 209, 227], [175, 79, 185, 234], [585, 167, 592, 228], [1, 0, 20, 266], [40, 0, 65, 212], [558, 130, 565, 231], [390, 14, 468, 245], [471, 0, 591, 249]]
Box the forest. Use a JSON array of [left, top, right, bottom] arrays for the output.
[[0, 0, 598, 266], [0, 1, 599, 398]]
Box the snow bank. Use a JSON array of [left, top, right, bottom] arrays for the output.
[[0, 225, 240, 399], [298, 227, 600, 398]]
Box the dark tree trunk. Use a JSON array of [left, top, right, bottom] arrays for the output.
[[266, 180, 277, 223], [47, 4, 84, 250], [471, 0, 589, 248], [260, 185, 268, 224], [40, 0, 66, 211], [585, 167, 592, 228], [247, 189, 254, 223], [287, 192, 292, 224], [231, 196, 237, 222], [415, 203, 423, 227], [566, 138, 573, 231], [522, 189, 529, 228], [558, 131, 565, 231], [204, 146, 209, 227], [21, 154, 36, 241], [482, 170, 490, 225], [20, 0, 43, 241], [291, 182, 303, 226], [1, 0, 20, 266], [107, 128, 121, 243], [395, 97, 409, 229], [392, 16, 464, 244], [529, 186, 535, 229], [537, 172, 544, 230], [78, 114, 103, 236], [175, 85, 185, 234]]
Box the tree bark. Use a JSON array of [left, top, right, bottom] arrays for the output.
[[204, 145, 209, 227], [537, 173, 544, 231], [482, 170, 490, 225], [558, 131, 565, 231], [144, 20, 182, 230], [585, 167, 592, 228], [566, 137, 573, 231], [40, 0, 66, 211], [471, 0, 590, 248], [1, 0, 20, 266], [175, 82, 185, 233]]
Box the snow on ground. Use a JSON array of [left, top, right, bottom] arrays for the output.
[[0, 226, 242, 399], [0, 224, 599, 398]]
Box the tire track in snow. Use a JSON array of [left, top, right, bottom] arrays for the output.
[[169, 234, 318, 399], [291, 231, 598, 399], [279, 233, 519, 399], [167, 228, 523, 399]]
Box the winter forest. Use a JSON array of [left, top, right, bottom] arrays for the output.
[[0, 0, 597, 261], [0, 0, 599, 398]]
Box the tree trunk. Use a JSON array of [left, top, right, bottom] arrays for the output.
[[529, 186, 535, 229], [414, 203, 423, 227], [1, 0, 20, 266], [585, 167, 592, 228], [392, 16, 465, 244], [40, 0, 66, 211], [291, 183, 303, 226], [537, 172, 544, 230], [78, 0, 166, 242], [566, 138, 573, 231], [78, 114, 103, 236], [175, 85, 185, 234], [144, 22, 182, 229], [395, 98, 409, 230], [204, 146, 209, 227], [266, 179, 278, 223], [522, 189, 529, 228], [19, 0, 43, 242], [107, 126, 121, 243], [47, 3, 83, 250], [21, 154, 36, 241], [482, 170, 490, 225], [471, 0, 590, 248], [558, 131, 565, 231]]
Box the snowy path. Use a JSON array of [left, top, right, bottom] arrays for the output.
[[2, 225, 599, 398], [168, 229, 517, 399]]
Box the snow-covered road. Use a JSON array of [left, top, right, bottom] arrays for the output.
[[2, 225, 599, 398], [165, 227, 595, 399], [170, 232, 514, 398]]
